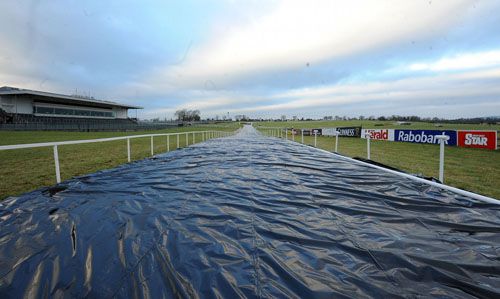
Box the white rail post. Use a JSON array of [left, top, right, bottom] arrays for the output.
[[53, 145, 61, 183], [285, 129, 288, 140], [193, 132, 195, 144], [314, 131, 317, 147], [334, 133, 339, 153], [202, 132, 205, 141], [167, 135, 170, 152], [127, 138, 131, 162], [436, 134, 450, 183], [177, 134, 180, 149], [185, 132, 188, 146], [150, 136, 154, 156], [301, 129, 304, 144], [366, 133, 371, 160], [292, 129, 295, 142]]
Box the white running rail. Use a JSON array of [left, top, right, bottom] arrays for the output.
[[256, 126, 499, 205], [0, 130, 234, 183]]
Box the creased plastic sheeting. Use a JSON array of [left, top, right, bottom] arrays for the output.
[[0, 125, 499, 298]]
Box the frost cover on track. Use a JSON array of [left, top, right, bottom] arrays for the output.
[[0, 126, 499, 298]]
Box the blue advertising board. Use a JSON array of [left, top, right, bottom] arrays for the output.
[[394, 130, 457, 146]]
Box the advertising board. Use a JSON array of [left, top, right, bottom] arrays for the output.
[[361, 129, 394, 141], [457, 130, 497, 150], [394, 130, 457, 146], [311, 128, 322, 136], [301, 129, 312, 136], [336, 127, 361, 137], [322, 128, 338, 136]]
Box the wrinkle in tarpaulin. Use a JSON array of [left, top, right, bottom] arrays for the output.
[[0, 125, 499, 298]]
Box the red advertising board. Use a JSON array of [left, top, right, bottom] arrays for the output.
[[457, 130, 497, 150], [361, 129, 394, 141]]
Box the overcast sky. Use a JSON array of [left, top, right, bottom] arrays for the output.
[[1, 0, 500, 119]]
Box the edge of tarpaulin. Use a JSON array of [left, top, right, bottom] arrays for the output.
[[278, 137, 500, 205]]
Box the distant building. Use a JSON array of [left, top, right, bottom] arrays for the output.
[[0, 86, 143, 131], [0, 86, 141, 119]]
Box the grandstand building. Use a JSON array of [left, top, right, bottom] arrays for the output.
[[0, 86, 143, 131]]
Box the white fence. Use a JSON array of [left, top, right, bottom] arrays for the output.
[[0, 130, 234, 184], [257, 127, 499, 205], [258, 127, 450, 180]]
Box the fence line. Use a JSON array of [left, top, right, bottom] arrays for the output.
[[0, 130, 234, 184], [256, 127, 499, 205], [259, 127, 450, 180]]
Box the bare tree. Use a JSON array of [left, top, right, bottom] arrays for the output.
[[175, 109, 201, 121]]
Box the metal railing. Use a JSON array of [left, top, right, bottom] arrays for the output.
[[0, 130, 234, 184]]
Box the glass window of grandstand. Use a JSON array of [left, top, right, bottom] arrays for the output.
[[35, 106, 114, 118], [34, 106, 54, 114]]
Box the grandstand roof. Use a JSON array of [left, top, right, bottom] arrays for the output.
[[0, 86, 142, 109]]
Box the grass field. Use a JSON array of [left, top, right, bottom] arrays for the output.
[[1, 120, 498, 200], [255, 121, 500, 199], [0, 123, 240, 200]]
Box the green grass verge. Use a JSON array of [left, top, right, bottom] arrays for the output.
[[1, 121, 498, 200], [258, 126, 499, 199], [0, 123, 240, 200]]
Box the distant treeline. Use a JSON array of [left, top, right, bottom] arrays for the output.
[[253, 115, 500, 124], [144, 112, 499, 124], [175, 109, 201, 122], [355, 115, 499, 124]]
